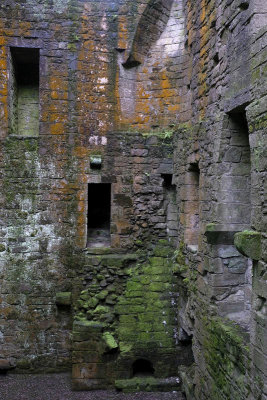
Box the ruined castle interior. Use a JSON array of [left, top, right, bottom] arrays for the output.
[[0, 0, 266, 399]]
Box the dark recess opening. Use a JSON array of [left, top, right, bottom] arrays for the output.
[[213, 52, 219, 65], [10, 47, 39, 136], [122, 55, 141, 69], [132, 359, 155, 377], [87, 183, 111, 247], [239, 1, 249, 10], [162, 173, 173, 188], [228, 109, 249, 132]]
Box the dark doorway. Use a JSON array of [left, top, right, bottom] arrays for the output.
[[10, 47, 39, 136], [87, 183, 111, 247]]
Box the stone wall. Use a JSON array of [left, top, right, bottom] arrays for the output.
[[174, 0, 267, 399], [0, 0, 266, 399]]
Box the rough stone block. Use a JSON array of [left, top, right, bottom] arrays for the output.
[[0, 359, 14, 370], [217, 245, 241, 258], [55, 292, 72, 306], [234, 230, 262, 260]]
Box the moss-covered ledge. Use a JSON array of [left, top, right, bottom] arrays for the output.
[[56, 292, 72, 306], [234, 230, 262, 260], [203, 316, 250, 400]]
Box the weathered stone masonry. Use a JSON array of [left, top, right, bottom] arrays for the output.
[[0, 0, 266, 399]]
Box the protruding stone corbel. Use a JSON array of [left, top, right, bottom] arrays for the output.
[[234, 230, 262, 260]]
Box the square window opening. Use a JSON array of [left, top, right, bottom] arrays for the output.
[[87, 183, 111, 248], [9, 47, 39, 136]]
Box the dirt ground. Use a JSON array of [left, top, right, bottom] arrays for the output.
[[0, 373, 186, 400]]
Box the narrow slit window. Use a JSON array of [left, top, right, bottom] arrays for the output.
[[9, 47, 39, 136], [87, 183, 111, 248]]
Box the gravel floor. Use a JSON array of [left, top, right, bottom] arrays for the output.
[[0, 373, 186, 400]]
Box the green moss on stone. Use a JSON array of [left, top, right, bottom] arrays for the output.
[[102, 331, 118, 350], [56, 292, 72, 306], [203, 316, 249, 399], [205, 223, 217, 232], [234, 230, 261, 260], [0, 244, 6, 252]]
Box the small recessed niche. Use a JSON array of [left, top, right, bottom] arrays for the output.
[[122, 55, 141, 69], [116, 48, 126, 53], [9, 47, 39, 136], [90, 155, 102, 170], [132, 359, 155, 377], [213, 53, 219, 65], [162, 173, 173, 188], [87, 183, 111, 248], [210, 20, 216, 28], [239, 1, 249, 10]]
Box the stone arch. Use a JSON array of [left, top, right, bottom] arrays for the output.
[[123, 0, 175, 68]]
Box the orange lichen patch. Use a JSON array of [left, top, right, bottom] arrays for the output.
[[135, 114, 150, 127], [0, 39, 9, 134], [168, 104, 180, 113], [77, 213, 86, 237], [19, 21, 32, 36], [47, 102, 69, 113], [196, 0, 209, 119], [117, 15, 128, 49], [135, 101, 150, 114], [0, 57, 7, 70], [51, 91, 68, 100], [161, 79, 171, 89], [187, 17, 194, 48], [137, 87, 150, 100], [50, 77, 68, 92], [200, 3, 206, 23], [78, 48, 92, 62], [73, 146, 89, 158], [83, 40, 95, 52], [77, 200, 85, 214], [50, 122, 65, 135], [159, 88, 177, 98], [77, 190, 86, 201], [0, 37, 6, 46], [0, 86, 8, 96], [76, 220, 86, 238], [76, 81, 93, 93], [49, 112, 68, 123]]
